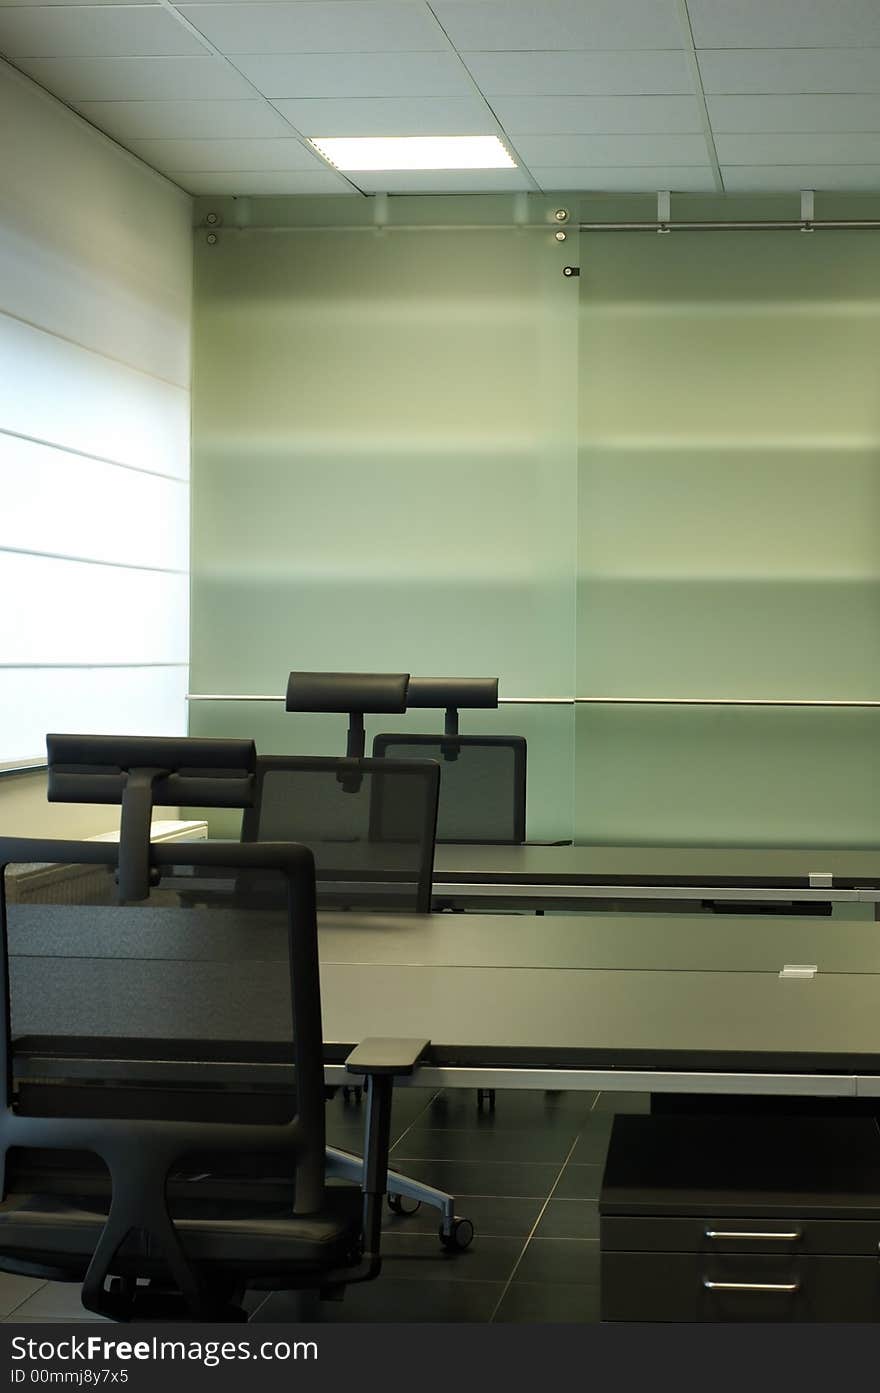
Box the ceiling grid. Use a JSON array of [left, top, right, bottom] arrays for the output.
[[0, 0, 879, 198]]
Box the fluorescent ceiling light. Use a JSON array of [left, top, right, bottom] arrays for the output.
[[310, 136, 516, 171]]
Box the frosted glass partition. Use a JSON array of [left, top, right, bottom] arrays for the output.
[[190, 223, 578, 840], [190, 699, 575, 843], [576, 230, 880, 844]]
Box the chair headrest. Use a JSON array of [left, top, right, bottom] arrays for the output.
[[406, 678, 499, 710], [285, 672, 409, 715], [46, 734, 257, 809]]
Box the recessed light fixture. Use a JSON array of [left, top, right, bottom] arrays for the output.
[[309, 136, 516, 171]]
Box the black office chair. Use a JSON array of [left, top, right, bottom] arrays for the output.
[[372, 678, 527, 845], [0, 734, 431, 1319], [241, 754, 439, 913], [276, 678, 472, 1237]]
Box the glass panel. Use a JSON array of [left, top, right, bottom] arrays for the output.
[[577, 230, 880, 844], [190, 219, 578, 841]]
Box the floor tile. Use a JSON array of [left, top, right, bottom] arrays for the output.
[[383, 1158, 560, 1198], [569, 1117, 614, 1163], [392, 1127, 576, 1164], [326, 1086, 437, 1132], [0, 1272, 45, 1319], [425, 1089, 597, 1131], [513, 1239, 599, 1286], [8, 1283, 104, 1321], [382, 1195, 542, 1239], [553, 1164, 603, 1200], [591, 1092, 651, 1114], [256, 1279, 504, 1324], [378, 1232, 522, 1283], [325, 1122, 368, 1150], [493, 1282, 599, 1324], [533, 1200, 599, 1241]]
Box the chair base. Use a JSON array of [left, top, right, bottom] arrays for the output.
[[325, 1146, 457, 1237]]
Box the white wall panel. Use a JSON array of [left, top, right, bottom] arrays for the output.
[[0, 667, 189, 767], [0, 62, 191, 386], [0, 62, 192, 787], [0, 553, 189, 665], [0, 434, 188, 571], [0, 314, 189, 478]]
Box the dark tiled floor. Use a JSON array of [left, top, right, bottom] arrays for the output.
[[4, 1086, 619, 1324]]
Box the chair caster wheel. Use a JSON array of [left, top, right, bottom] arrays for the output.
[[439, 1217, 474, 1251], [387, 1194, 421, 1216]]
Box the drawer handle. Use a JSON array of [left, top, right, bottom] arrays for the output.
[[705, 1230, 801, 1242], [704, 1281, 800, 1294]]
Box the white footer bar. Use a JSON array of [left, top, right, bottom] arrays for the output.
[[323, 1064, 861, 1096]]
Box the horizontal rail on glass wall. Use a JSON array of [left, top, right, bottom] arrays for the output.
[[198, 223, 567, 234], [196, 220, 880, 234], [578, 220, 880, 232], [186, 694, 880, 709]]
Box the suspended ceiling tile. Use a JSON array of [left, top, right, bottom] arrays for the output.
[[0, 0, 153, 5], [274, 95, 496, 137], [124, 135, 325, 170], [721, 164, 880, 191], [432, 0, 683, 51], [463, 49, 693, 96], [716, 132, 880, 164], [512, 133, 710, 166], [177, 3, 446, 54], [11, 54, 255, 99], [698, 48, 880, 95], [180, 169, 353, 193], [708, 94, 880, 133], [75, 98, 291, 139], [532, 165, 717, 192], [233, 51, 473, 99], [494, 95, 702, 135], [0, 6, 208, 55], [688, 0, 880, 48], [0, 0, 154, 6], [347, 167, 533, 193]]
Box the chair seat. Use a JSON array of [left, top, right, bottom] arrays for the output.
[[0, 1178, 363, 1280]]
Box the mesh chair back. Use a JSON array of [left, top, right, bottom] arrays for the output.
[[372, 734, 526, 844], [241, 756, 439, 912], [0, 836, 326, 1310]]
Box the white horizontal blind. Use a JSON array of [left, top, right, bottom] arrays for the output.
[[0, 61, 192, 770]]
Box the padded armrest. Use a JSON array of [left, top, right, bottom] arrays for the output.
[[345, 1038, 430, 1077]]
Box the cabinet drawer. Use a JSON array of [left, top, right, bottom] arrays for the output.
[[602, 1215, 880, 1255], [602, 1252, 880, 1322]]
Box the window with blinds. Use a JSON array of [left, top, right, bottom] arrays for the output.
[[0, 63, 192, 771]]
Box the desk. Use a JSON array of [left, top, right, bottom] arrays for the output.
[[431, 844, 880, 911], [13, 910, 880, 1100]]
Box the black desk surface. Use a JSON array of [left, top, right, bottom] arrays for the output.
[[11, 909, 880, 1077], [317, 912, 880, 1071], [432, 844, 880, 888]]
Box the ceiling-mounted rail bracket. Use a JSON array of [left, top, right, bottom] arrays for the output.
[[373, 191, 389, 236]]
